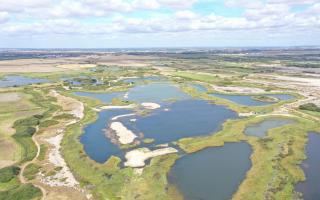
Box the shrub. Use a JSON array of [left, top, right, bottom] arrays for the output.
[[0, 184, 42, 200], [0, 166, 20, 183], [23, 164, 40, 181], [299, 103, 320, 112], [39, 120, 59, 128]]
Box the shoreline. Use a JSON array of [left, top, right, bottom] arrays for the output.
[[124, 147, 178, 168]]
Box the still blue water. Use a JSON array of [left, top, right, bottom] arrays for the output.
[[122, 99, 237, 144], [244, 118, 295, 137], [169, 142, 252, 200], [0, 75, 48, 87], [210, 93, 294, 106], [296, 132, 320, 200], [80, 109, 132, 163]]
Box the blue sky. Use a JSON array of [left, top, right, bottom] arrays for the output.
[[0, 0, 319, 48]]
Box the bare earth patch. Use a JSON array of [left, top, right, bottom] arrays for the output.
[[264, 75, 320, 87], [0, 92, 21, 102], [38, 90, 91, 199], [42, 133, 79, 187], [124, 147, 178, 168], [212, 85, 266, 94], [56, 64, 97, 70]]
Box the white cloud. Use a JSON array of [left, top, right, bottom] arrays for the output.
[[0, 11, 9, 23], [267, 0, 320, 5], [224, 0, 264, 9], [0, 0, 50, 12], [0, 0, 319, 47], [157, 0, 198, 9], [175, 10, 197, 20], [132, 0, 160, 10]]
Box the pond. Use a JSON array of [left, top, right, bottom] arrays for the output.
[[74, 82, 190, 104], [122, 99, 237, 144], [74, 91, 125, 103], [80, 109, 133, 163], [126, 82, 190, 103], [296, 132, 320, 200], [0, 75, 49, 88], [210, 93, 294, 106], [244, 118, 295, 137], [121, 76, 166, 83], [169, 142, 252, 200]]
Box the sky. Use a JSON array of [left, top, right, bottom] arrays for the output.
[[0, 0, 319, 48]]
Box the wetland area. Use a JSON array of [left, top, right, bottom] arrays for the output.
[[0, 49, 319, 200]]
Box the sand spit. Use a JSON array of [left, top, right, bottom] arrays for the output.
[[110, 122, 137, 144], [50, 90, 84, 119], [111, 113, 136, 121], [124, 147, 178, 168], [43, 134, 79, 187], [141, 102, 161, 109], [212, 85, 265, 94], [42, 90, 91, 200], [99, 104, 136, 110], [239, 112, 256, 117]]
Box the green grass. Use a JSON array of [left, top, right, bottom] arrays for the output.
[[172, 71, 219, 83], [299, 103, 320, 112], [39, 119, 59, 128], [251, 95, 278, 103], [143, 138, 155, 144], [23, 163, 40, 181], [0, 166, 20, 183], [0, 183, 42, 200], [12, 115, 40, 163], [38, 144, 47, 161], [52, 113, 75, 120]]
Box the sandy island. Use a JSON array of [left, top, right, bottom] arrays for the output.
[[141, 102, 161, 109], [212, 85, 266, 94], [99, 104, 136, 111], [111, 113, 136, 121], [109, 122, 137, 144], [124, 147, 178, 168]]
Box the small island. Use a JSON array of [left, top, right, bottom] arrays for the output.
[[251, 95, 279, 103]]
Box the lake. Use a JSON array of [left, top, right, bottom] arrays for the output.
[[122, 99, 237, 144], [169, 142, 252, 200], [76, 82, 238, 163], [0, 75, 49, 88], [296, 132, 320, 200]]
